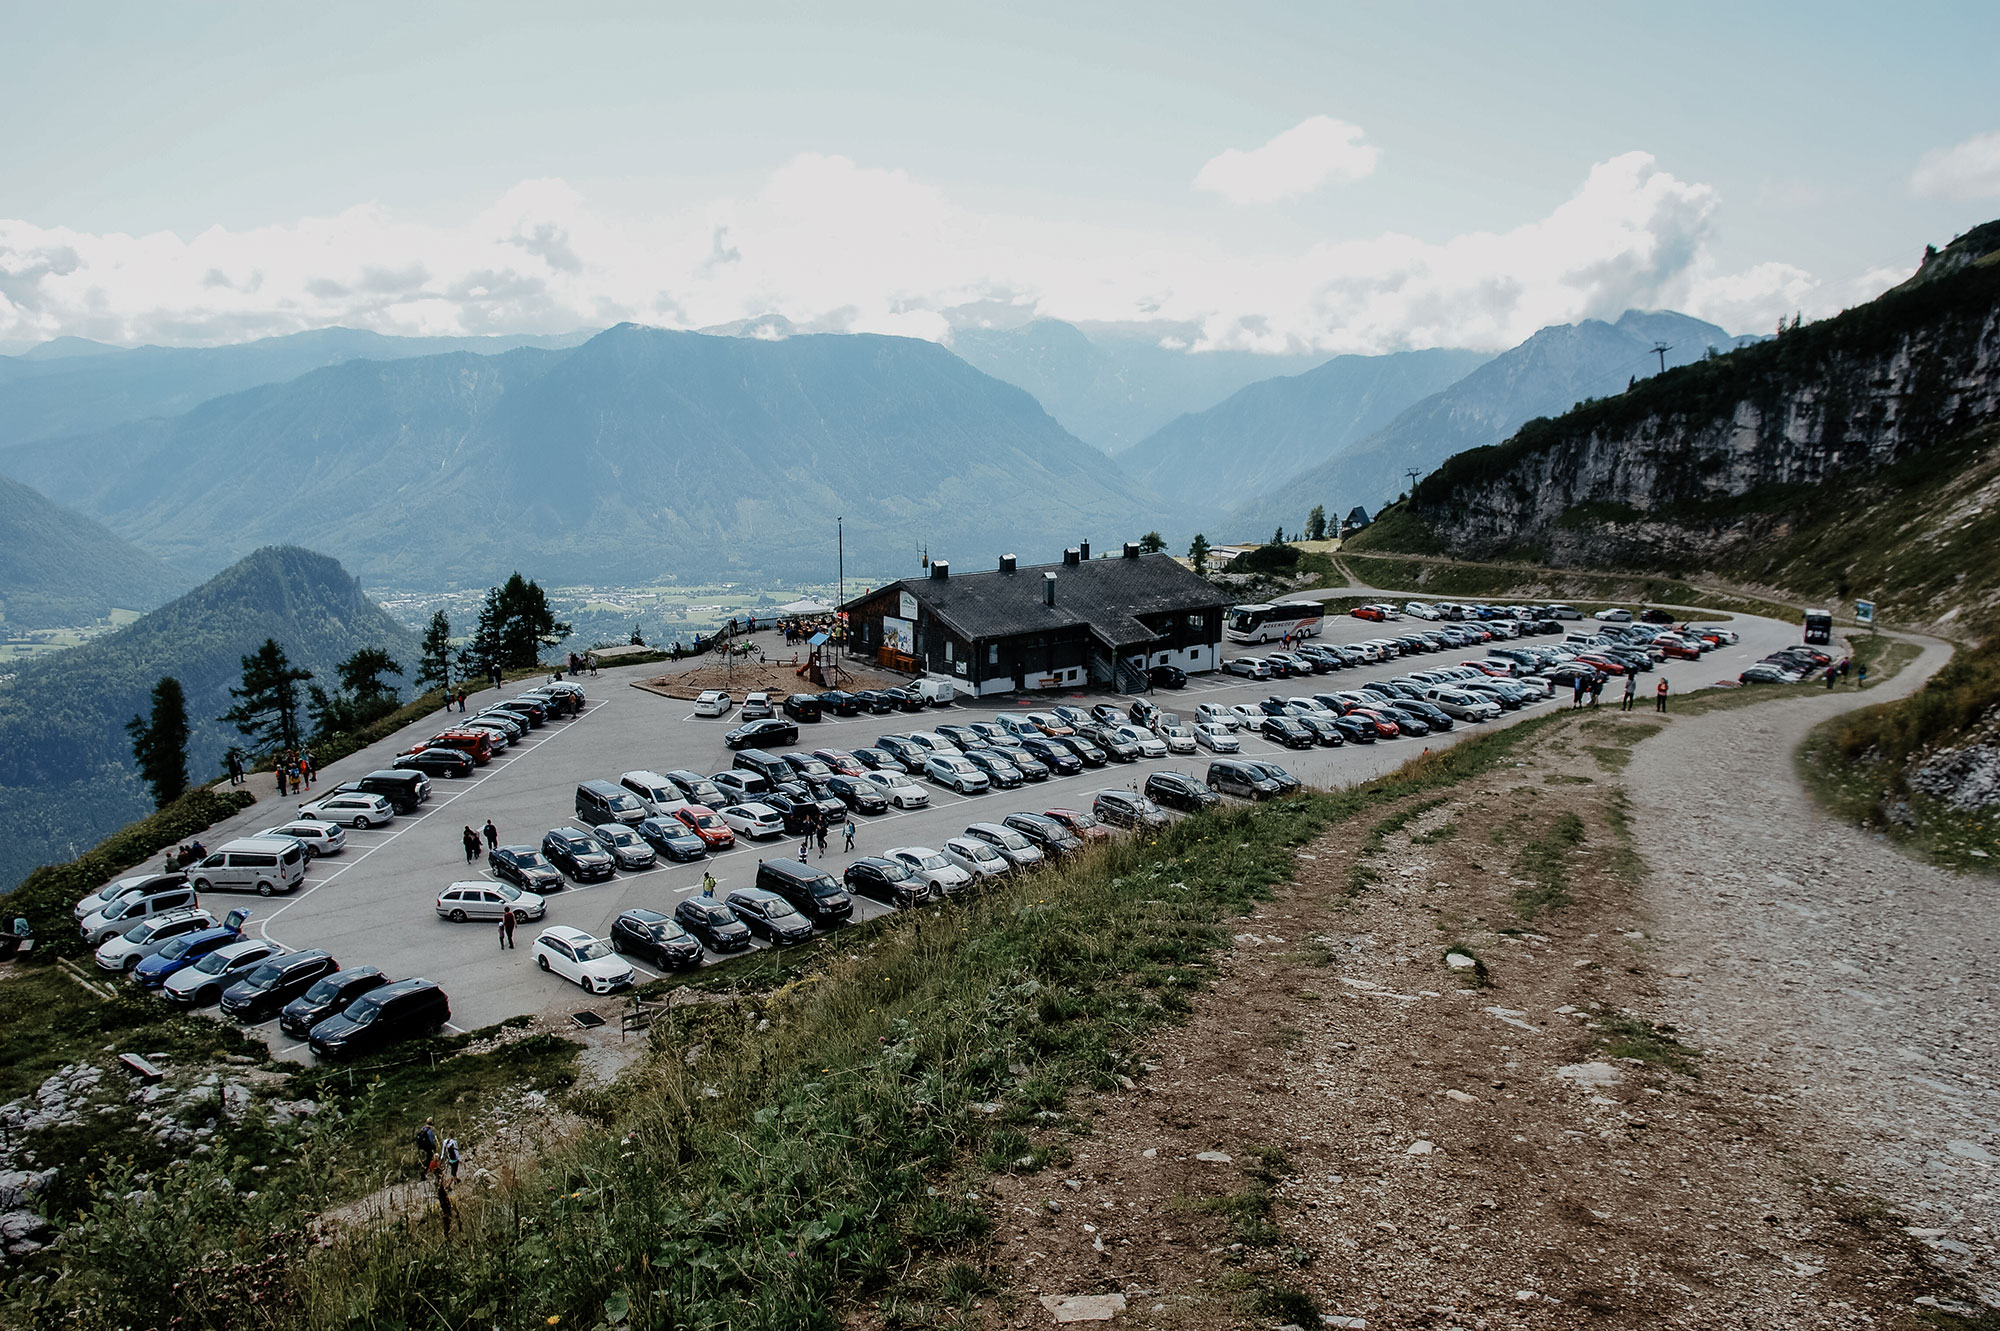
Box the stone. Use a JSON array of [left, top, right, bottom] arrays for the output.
[[1444, 1090, 1477, 1104], [1195, 1150, 1232, 1164], [1321, 1318, 1368, 1330], [1038, 1292, 1127, 1322], [1140, 1148, 1157, 1159], [1405, 1139, 1435, 1155], [1555, 1062, 1624, 1089], [1444, 953, 1477, 970], [1945, 1140, 1993, 1163]]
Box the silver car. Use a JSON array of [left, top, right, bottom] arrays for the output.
[[942, 836, 1012, 880], [436, 881, 546, 923], [961, 822, 1044, 869]]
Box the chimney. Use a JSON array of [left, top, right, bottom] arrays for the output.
[[930, 560, 949, 581], [999, 554, 1017, 573], [1044, 572, 1057, 607], [1063, 547, 1081, 567], [1078, 539, 1091, 561], [1122, 541, 1140, 559]]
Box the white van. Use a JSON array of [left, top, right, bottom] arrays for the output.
[[187, 836, 308, 897], [619, 770, 686, 814], [911, 678, 957, 706]]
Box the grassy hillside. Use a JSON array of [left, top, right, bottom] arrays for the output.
[[0, 473, 185, 629], [0, 546, 419, 892]]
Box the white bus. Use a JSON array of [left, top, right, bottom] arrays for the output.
[[1226, 600, 1324, 644]]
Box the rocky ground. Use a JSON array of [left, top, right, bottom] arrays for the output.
[[974, 641, 1992, 1329]]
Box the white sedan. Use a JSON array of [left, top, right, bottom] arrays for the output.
[[860, 770, 931, 809], [888, 846, 973, 895], [718, 803, 785, 839], [1112, 725, 1169, 759], [300, 792, 394, 829], [1194, 703, 1240, 733], [258, 819, 347, 857], [1227, 704, 1264, 729], [532, 926, 636, 994], [1195, 723, 1241, 753]]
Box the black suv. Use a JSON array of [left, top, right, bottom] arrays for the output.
[[1002, 811, 1083, 858], [815, 690, 862, 717], [307, 977, 451, 1060], [541, 827, 616, 883], [824, 775, 889, 814], [221, 949, 341, 1023], [844, 856, 929, 907], [724, 888, 816, 945], [1144, 770, 1220, 813], [781, 694, 823, 722], [725, 717, 799, 750], [610, 908, 705, 970], [280, 966, 388, 1040], [674, 896, 753, 952], [1149, 664, 1188, 689], [1019, 736, 1083, 775], [754, 859, 853, 926], [394, 748, 473, 778]]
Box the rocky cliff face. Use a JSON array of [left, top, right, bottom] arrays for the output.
[[1399, 232, 2000, 568]]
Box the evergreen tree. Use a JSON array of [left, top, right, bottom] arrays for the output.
[[415, 610, 453, 694], [1138, 531, 1167, 554], [492, 573, 572, 669], [1187, 532, 1211, 576], [1305, 506, 1327, 541], [125, 676, 190, 809], [220, 639, 313, 755], [457, 587, 504, 680], [630, 625, 646, 646], [309, 648, 404, 738], [1272, 525, 1285, 546]]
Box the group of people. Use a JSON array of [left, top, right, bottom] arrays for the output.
[[1824, 655, 1860, 688], [793, 807, 857, 862], [1570, 672, 1672, 713], [461, 820, 498, 863], [273, 749, 316, 797], [163, 840, 208, 871], [415, 1118, 464, 1233], [565, 652, 598, 677]]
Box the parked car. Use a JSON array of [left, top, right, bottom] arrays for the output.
[[942, 836, 1013, 880], [533, 926, 636, 994], [436, 881, 546, 923], [221, 949, 340, 1023], [308, 978, 451, 1060], [781, 693, 824, 722], [164, 938, 287, 1007], [79, 879, 202, 946], [821, 774, 890, 813], [93, 907, 219, 972], [1149, 664, 1188, 689], [961, 821, 1045, 870], [858, 770, 931, 809], [1224, 657, 1272, 679], [959, 748, 1026, 788], [1092, 789, 1170, 831], [300, 792, 395, 828], [924, 754, 992, 793], [695, 690, 734, 717], [1144, 770, 1220, 813], [725, 717, 799, 750], [1206, 759, 1285, 800], [330, 770, 429, 814], [1078, 724, 1141, 762], [610, 909, 706, 970], [850, 690, 898, 714], [844, 855, 931, 907], [812, 748, 867, 776], [887, 847, 974, 895], [671, 805, 738, 850], [1015, 735, 1082, 775], [754, 859, 853, 926], [589, 823, 659, 870], [1260, 716, 1317, 750], [816, 690, 862, 717], [280, 966, 388, 1040], [635, 816, 709, 861], [1043, 808, 1112, 843], [490, 845, 565, 892], [541, 827, 617, 882], [256, 819, 347, 858], [1052, 735, 1108, 768], [132, 923, 243, 989], [718, 803, 786, 840], [674, 896, 754, 952], [725, 888, 817, 945], [1196, 720, 1241, 752], [1001, 812, 1084, 858]]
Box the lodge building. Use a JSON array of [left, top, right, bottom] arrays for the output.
[[840, 540, 1228, 696]]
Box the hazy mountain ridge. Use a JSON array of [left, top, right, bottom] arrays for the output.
[[1127, 347, 1492, 511], [1226, 310, 1754, 535], [1, 326, 1171, 586], [0, 325, 594, 451], [0, 473, 189, 628], [0, 546, 420, 893]]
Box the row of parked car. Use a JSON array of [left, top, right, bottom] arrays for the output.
[[1739, 642, 1837, 684], [77, 879, 448, 1059]]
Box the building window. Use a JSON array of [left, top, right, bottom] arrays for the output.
[[987, 643, 999, 665]]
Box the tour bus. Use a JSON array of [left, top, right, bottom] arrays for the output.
[[1803, 609, 1833, 645], [1226, 600, 1325, 644]]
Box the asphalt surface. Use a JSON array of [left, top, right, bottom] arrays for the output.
[[153, 609, 1809, 1058]]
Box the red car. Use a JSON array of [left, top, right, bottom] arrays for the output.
[[671, 804, 736, 850], [1043, 808, 1113, 843], [1652, 637, 1701, 661], [426, 729, 494, 763], [1573, 654, 1629, 676], [1464, 660, 1514, 676], [1347, 708, 1402, 738], [812, 748, 866, 777], [1351, 605, 1386, 622]]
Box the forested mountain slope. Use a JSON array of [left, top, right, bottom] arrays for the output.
[[0, 474, 187, 628]]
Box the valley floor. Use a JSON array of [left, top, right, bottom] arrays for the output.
[[961, 633, 1992, 1329]]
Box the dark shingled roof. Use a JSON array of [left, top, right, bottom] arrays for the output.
[[846, 553, 1225, 649]]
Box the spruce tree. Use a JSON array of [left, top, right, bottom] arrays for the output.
[[1138, 531, 1167, 554], [220, 639, 313, 755], [1187, 532, 1211, 576], [1306, 505, 1327, 541], [126, 677, 190, 809], [416, 610, 453, 694]]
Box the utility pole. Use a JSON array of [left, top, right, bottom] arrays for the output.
[[1651, 342, 1672, 375], [1404, 468, 1421, 491]]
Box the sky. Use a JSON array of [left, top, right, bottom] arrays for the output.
[[3, 1, 1998, 355]]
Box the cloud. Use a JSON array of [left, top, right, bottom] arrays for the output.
[[0, 149, 1881, 354], [1193, 115, 1379, 205], [1911, 129, 2000, 200]]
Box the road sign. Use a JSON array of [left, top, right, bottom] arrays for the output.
[[1855, 600, 1875, 626]]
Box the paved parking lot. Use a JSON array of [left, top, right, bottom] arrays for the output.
[[180, 608, 1806, 1056]]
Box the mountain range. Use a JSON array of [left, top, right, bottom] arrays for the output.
[[0, 473, 188, 629], [0, 546, 419, 893]]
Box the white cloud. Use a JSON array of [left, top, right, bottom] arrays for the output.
[[0, 149, 1823, 354], [1911, 129, 2000, 200], [1192, 115, 1379, 205]]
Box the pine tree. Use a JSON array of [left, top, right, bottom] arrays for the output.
[[1305, 505, 1327, 541], [416, 610, 453, 694], [456, 586, 504, 680], [126, 677, 190, 809], [493, 573, 573, 669], [220, 639, 313, 755], [309, 648, 404, 738], [1187, 532, 1211, 576], [1138, 531, 1167, 554]]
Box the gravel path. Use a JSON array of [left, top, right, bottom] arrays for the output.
[[1627, 634, 2000, 1306]]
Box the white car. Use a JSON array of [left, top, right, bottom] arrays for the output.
[[258, 819, 347, 857], [1283, 699, 1331, 718], [718, 803, 785, 839], [75, 871, 182, 922], [532, 925, 636, 994], [93, 907, 217, 972], [695, 690, 734, 717], [941, 836, 1012, 880], [888, 847, 973, 895], [1404, 602, 1441, 620], [1158, 724, 1199, 754], [1194, 703, 1240, 733], [924, 754, 991, 793], [1424, 688, 1500, 721], [1227, 704, 1264, 729], [740, 691, 773, 719], [163, 938, 286, 1007], [1195, 723, 1242, 753], [1112, 725, 1168, 759], [300, 792, 395, 828], [1224, 657, 1271, 679], [1593, 608, 1634, 622], [859, 770, 931, 809]]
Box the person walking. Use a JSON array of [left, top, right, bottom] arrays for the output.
[[1857, 662, 1869, 687], [843, 819, 855, 852], [302, 749, 316, 786], [277, 765, 289, 797], [1621, 674, 1637, 711], [442, 1136, 461, 1181], [1824, 665, 1838, 690], [1655, 678, 1669, 713], [416, 1118, 438, 1176], [1572, 677, 1586, 710], [816, 822, 829, 856], [462, 826, 480, 863], [701, 870, 717, 898], [483, 819, 498, 852], [498, 913, 508, 950], [502, 906, 517, 949], [798, 839, 810, 863], [1589, 677, 1605, 708]]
